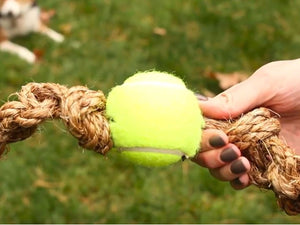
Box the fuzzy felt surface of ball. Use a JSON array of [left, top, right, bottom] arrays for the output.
[[106, 71, 204, 167]]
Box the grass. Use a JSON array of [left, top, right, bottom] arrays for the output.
[[0, 0, 300, 223]]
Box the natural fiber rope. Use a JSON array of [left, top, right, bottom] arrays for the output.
[[0, 83, 113, 156], [205, 108, 300, 215], [0, 83, 299, 215]]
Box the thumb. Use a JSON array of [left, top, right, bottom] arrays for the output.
[[199, 75, 272, 119]]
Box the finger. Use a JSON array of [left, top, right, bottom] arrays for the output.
[[192, 144, 240, 168], [201, 129, 228, 151], [195, 93, 208, 101], [209, 157, 251, 181], [199, 74, 271, 119], [230, 173, 251, 190]]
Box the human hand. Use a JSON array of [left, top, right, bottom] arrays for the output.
[[192, 128, 251, 189], [193, 58, 300, 189]]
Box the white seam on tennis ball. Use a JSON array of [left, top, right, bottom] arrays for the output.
[[117, 147, 189, 158], [123, 81, 186, 89]]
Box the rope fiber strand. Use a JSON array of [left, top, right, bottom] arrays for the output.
[[0, 83, 300, 215]]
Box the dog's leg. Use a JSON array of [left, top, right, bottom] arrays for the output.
[[0, 41, 36, 63], [38, 24, 64, 43]]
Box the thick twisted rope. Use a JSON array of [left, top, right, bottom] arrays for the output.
[[0, 83, 113, 155], [0, 83, 299, 215], [205, 109, 300, 215]]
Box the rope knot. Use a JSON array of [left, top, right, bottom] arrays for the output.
[[61, 86, 112, 154], [0, 83, 113, 156]]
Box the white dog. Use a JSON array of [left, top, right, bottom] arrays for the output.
[[0, 0, 64, 63]]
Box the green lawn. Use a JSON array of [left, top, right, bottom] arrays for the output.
[[0, 0, 300, 223]]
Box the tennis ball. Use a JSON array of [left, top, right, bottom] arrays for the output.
[[106, 71, 204, 167]]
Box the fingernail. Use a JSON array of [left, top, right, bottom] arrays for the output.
[[195, 93, 208, 101], [232, 177, 243, 186], [230, 160, 247, 174], [209, 135, 226, 148], [220, 147, 238, 162]]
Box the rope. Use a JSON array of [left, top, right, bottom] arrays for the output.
[[0, 82, 299, 215], [205, 108, 300, 215], [0, 83, 113, 155]]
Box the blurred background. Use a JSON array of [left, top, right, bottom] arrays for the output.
[[0, 0, 300, 223]]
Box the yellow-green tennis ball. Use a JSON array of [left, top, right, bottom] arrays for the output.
[[106, 71, 205, 167]]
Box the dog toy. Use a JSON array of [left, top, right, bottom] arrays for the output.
[[0, 71, 300, 215]]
